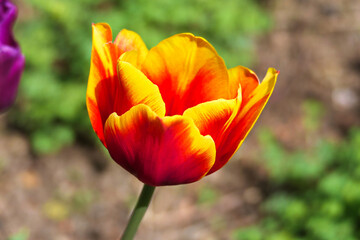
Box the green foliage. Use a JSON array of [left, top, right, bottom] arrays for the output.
[[257, 129, 335, 186], [7, 229, 29, 240], [302, 100, 325, 132], [233, 227, 263, 240], [31, 125, 75, 154], [233, 128, 360, 240], [11, 0, 272, 154]]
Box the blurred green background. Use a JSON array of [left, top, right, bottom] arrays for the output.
[[2, 0, 360, 239]]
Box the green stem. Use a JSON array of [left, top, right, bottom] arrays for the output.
[[120, 184, 156, 240]]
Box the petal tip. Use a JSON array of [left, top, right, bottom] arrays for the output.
[[267, 67, 280, 76], [92, 22, 112, 34]]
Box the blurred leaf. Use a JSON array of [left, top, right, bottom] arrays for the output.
[[232, 226, 263, 240], [320, 200, 343, 219], [264, 194, 307, 229], [306, 217, 354, 240], [31, 126, 74, 154], [318, 172, 348, 199], [237, 128, 360, 240], [267, 232, 295, 240], [258, 129, 288, 183], [287, 152, 323, 182], [8, 229, 29, 240], [341, 180, 360, 204], [302, 100, 324, 132]]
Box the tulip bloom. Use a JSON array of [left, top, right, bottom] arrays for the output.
[[87, 23, 278, 186], [0, 0, 24, 112]]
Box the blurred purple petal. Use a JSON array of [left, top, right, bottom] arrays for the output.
[[0, 45, 24, 110], [0, 0, 24, 112]]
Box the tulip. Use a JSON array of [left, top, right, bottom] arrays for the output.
[[0, 0, 24, 112], [86, 23, 278, 239], [87, 23, 278, 186]]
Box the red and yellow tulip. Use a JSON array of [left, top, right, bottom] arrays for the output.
[[87, 23, 278, 186]]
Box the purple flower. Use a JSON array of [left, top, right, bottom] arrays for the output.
[[0, 0, 24, 112]]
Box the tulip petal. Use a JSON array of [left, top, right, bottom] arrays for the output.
[[119, 50, 142, 69], [86, 23, 121, 144], [104, 104, 216, 186], [88, 60, 166, 145], [86, 23, 116, 143], [0, 45, 25, 111], [86, 24, 157, 144], [184, 68, 278, 174], [115, 61, 166, 117], [0, 0, 18, 46], [141, 33, 230, 116], [183, 97, 239, 145], [114, 29, 148, 67], [228, 66, 259, 100]]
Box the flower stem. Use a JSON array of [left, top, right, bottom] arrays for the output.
[[120, 184, 156, 240]]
